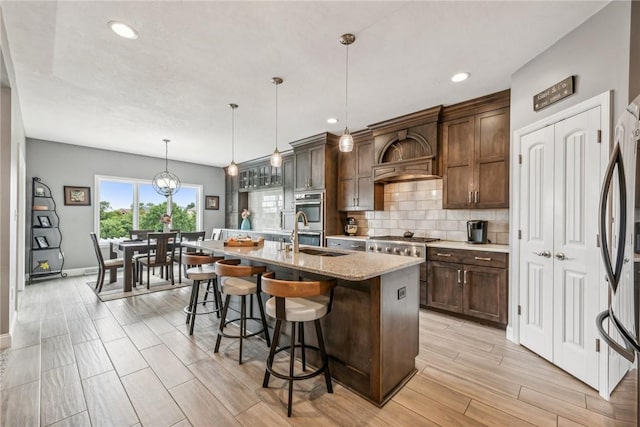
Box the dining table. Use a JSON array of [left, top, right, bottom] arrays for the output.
[[111, 239, 180, 292]]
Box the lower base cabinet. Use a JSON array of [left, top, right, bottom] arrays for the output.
[[426, 247, 508, 328]]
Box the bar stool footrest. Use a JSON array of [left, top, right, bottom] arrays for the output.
[[265, 344, 328, 382], [218, 317, 267, 339]]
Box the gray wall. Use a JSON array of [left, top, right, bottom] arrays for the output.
[[26, 138, 226, 270], [511, 1, 632, 132], [630, 1, 640, 101]]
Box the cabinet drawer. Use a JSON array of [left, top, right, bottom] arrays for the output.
[[326, 238, 365, 251], [427, 247, 466, 263], [462, 251, 508, 268], [427, 247, 508, 268]]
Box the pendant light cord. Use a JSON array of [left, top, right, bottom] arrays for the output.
[[231, 107, 235, 161], [275, 81, 278, 151], [345, 42, 349, 128], [164, 139, 169, 172]]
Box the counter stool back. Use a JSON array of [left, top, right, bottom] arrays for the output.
[[182, 253, 223, 335], [260, 271, 336, 417], [213, 259, 271, 364], [175, 231, 206, 282]]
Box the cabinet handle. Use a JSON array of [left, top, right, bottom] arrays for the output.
[[474, 191, 479, 204], [353, 198, 355, 206], [356, 197, 359, 206], [457, 269, 461, 284], [463, 270, 468, 284], [436, 252, 452, 257], [468, 191, 472, 203], [474, 256, 492, 261]]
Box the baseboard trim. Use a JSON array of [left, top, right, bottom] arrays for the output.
[[0, 332, 12, 350]]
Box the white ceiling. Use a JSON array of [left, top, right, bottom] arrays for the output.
[[1, 1, 608, 167]]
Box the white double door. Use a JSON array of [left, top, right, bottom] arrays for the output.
[[519, 107, 603, 388]]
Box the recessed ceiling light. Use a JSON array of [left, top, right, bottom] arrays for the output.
[[108, 21, 139, 40], [451, 72, 470, 83], [327, 118, 339, 124]]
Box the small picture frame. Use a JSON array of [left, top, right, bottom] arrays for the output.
[[205, 195, 219, 210], [35, 236, 49, 248], [38, 216, 51, 228], [64, 186, 91, 206]]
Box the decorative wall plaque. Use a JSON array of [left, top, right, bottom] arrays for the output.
[[533, 76, 575, 112]]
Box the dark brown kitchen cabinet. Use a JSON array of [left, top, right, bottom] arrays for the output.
[[426, 247, 508, 328], [282, 154, 294, 212], [338, 130, 383, 211], [224, 170, 247, 229], [294, 143, 325, 191], [442, 90, 510, 209]]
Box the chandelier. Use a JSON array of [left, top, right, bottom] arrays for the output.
[[152, 139, 181, 197]]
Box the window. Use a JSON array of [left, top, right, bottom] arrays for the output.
[[96, 176, 202, 240]]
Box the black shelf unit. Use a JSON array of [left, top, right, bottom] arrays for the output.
[[29, 177, 66, 284]]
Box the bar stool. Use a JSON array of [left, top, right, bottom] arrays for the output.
[[213, 259, 271, 364], [260, 271, 336, 417], [182, 253, 224, 335]]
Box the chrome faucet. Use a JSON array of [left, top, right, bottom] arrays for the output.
[[292, 211, 308, 253]]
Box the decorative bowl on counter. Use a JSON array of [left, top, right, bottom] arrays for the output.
[[403, 231, 414, 238]]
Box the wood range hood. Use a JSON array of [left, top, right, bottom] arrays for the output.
[[369, 105, 442, 183]]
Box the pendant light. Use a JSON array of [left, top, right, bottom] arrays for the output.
[[270, 77, 283, 167], [227, 103, 239, 176], [152, 139, 181, 196], [339, 33, 356, 152]]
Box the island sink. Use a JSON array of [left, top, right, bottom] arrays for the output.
[[298, 248, 347, 257]]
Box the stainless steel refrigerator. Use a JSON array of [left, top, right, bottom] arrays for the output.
[[597, 94, 640, 424]]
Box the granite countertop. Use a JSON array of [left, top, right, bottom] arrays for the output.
[[182, 240, 422, 281], [427, 240, 510, 253]]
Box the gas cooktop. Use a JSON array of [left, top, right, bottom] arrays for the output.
[[369, 236, 440, 243]]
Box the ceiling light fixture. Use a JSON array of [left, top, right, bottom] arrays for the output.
[[339, 33, 356, 153], [327, 118, 338, 124], [152, 139, 181, 197], [227, 103, 239, 176], [270, 77, 283, 168], [451, 72, 470, 83], [108, 21, 139, 40]]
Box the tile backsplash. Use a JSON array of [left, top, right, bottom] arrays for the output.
[[348, 179, 510, 245], [247, 189, 283, 230]]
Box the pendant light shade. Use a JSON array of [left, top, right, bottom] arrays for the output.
[[227, 103, 239, 176], [270, 77, 283, 167], [152, 139, 181, 196], [339, 33, 356, 153]]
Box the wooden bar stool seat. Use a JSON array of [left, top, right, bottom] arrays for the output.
[[182, 253, 223, 335], [260, 271, 336, 417], [214, 259, 271, 364]]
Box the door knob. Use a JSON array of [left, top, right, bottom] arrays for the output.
[[533, 250, 551, 258], [555, 252, 567, 260]]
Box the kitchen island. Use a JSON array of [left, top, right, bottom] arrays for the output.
[[183, 239, 421, 406]]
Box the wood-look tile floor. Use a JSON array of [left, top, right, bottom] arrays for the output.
[[1, 274, 636, 426]]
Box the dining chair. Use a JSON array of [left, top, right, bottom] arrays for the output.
[[137, 232, 178, 289], [89, 232, 124, 293], [175, 231, 206, 283]]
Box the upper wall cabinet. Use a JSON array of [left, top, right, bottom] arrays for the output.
[[291, 132, 338, 192], [338, 129, 383, 211], [441, 90, 510, 209]]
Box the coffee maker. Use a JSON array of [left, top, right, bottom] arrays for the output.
[[345, 217, 358, 235], [467, 220, 488, 244]]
